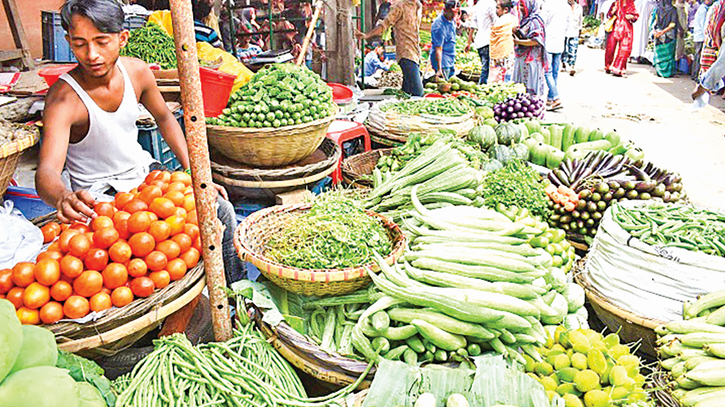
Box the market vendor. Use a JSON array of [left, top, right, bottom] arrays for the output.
[[192, 0, 224, 49], [431, 1, 459, 80], [363, 42, 390, 86], [37, 0, 243, 284], [355, 0, 424, 96]]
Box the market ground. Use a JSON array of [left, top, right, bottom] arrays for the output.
[[546, 46, 725, 210]]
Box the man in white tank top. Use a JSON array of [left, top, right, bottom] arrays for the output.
[[37, 0, 244, 283]]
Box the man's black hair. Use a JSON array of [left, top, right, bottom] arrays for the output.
[[192, 0, 212, 22], [60, 0, 125, 33], [499, 0, 514, 11]]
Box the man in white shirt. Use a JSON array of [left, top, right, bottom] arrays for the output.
[[543, 0, 570, 110], [466, 0, 498, 83], [562, 0, 583, 75], [693, 0, 715, 79]]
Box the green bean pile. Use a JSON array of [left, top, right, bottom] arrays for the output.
[[120, 23, 177, 69], [265, 196, 392, 270], [611, 203, 725, 256], [113, 325, 373, 407], [379, 98, 471, 117]]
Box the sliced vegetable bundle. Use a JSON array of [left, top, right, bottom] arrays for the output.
[[656, 290, 725, 407]]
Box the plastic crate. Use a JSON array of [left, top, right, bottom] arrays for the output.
[[137, 110, 185, 171], [42, 11, 147, 62]]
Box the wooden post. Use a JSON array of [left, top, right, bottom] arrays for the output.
[[323, 0, 355, 85], [168, 0, 232, 342], [1, 0, 33, 70]]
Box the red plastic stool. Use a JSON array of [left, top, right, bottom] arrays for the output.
[[325, 120, 371, 184]]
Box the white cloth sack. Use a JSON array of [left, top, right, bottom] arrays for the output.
[[586, 200, 725, 322], [0, 201, 43, 268]]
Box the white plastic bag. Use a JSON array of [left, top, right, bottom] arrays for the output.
[[0, 201, 43, 268], [585, 200, 725, 322]]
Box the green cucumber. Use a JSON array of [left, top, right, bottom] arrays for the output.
[[372, 311, 391, 332], [561, 123, 576, 151], [588, 129, 605, 141], [549, 125, 563, 150], [540, 128, 551, 145], [574, 126, 591, 144], [406, 335, 426, 353], [388, 307, 495, 339]]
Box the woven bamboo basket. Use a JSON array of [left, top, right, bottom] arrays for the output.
[[254, 309, 375, 387], [341, 149, 392, 188], [572, 256, 666, 357], [206, 108, 337, 168], [32, 213, 207, 359], [211, 138, 340, 200], [0, 124, 40, 196], [234, 203, 406, 296]]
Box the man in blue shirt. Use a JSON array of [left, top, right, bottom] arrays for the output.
[[364, 42, 390, 77], [431, 1, 458, 79], [192, 0, 224, 49]]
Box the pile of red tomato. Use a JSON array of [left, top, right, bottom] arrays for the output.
[[0, 170, 202, 325]]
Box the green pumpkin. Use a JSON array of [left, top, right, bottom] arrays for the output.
[[495, 122, 521, 146]]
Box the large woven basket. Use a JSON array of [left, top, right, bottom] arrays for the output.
[[234, 203, 406, 296], [211, 138, 340, 200], [573, 256, 665, 357], [0, 124, 40, 196], [206, 108, 337, 168], [253, 307, 375, 388], [32, 213, 207, 359], [341, 149, 392, 188]]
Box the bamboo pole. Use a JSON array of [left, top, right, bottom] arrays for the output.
[[295, 1, 324, 66], [168, 0, 232, 342]]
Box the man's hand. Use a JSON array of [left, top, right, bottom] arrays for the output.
[[56, 190, 97, 224], [464, 43, 471, 53], [436, 69, 444, 79], [354, 29, 367, 41], [212, 182, 229, 201]]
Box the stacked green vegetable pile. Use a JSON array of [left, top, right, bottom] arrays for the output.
[[524, 327, 647, 407], [612, 203, 725, 255], [0, 299, 109, 407], [423, 76, 478, 95], [120, 23, 177, 70], [454, 36, 483, 78], [265, 195, 393, 270], [380, 98, 472, 117], [466, 122, 533, 171], [206, 64, 335, 126], [656, 290, 725, 407], [114, 315, 372, 407]]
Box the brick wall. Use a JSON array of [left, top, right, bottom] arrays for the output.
[[0, 1, 66, 60]]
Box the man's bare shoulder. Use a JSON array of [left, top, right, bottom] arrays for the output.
[[45, 79, 83, 112]]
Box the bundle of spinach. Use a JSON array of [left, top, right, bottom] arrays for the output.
[[480, 159, 551, 219], [56, 350, 116, 407], [265, 195, 392, 270]]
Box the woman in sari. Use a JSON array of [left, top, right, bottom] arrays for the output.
[[604, 0, 639, 76], [699, 0, 725, 76], [651, 0, 679, 77], [513, 0, 548, 99]]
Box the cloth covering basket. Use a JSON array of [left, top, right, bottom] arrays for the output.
[[206, 108, 337, 168], [0, 124, 40, 197], [31, 212, 207, 359], [211, 138, 340, 199], [341, 149, 392, 188], [234, 203, 406, 296], [365, 100, 475, 144], [573, 256, 665, 357]]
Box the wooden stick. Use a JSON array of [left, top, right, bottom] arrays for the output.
[[296, 1, 324, 66], [168, 0, 232, 342]]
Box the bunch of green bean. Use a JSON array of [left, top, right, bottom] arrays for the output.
[[612, 202, 725, 256], [113, 324, 373, 407], [379, 99, 471, 117], [120, 23, 177, 69]]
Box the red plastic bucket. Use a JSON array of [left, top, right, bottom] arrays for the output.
[[38, 64, 77, 87], [327, 83, 353, 104], [200, 67, 236, 117]]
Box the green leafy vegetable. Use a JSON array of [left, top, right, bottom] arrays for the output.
[[380, 98, 471, 117], [480, 160, 551, 219], [266, 195, 393, 269], [56, 350, 115, 407]]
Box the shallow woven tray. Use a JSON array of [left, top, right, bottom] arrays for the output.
[[573, 256, 665, 357], [253, 307, 375, 387], [341, 149, 392, 188], [234, 203, 406, 296], [32, 212, 206, 359], [211, 138, 340, 182], [0, 125, 40, 196], [368, 128, 407, 146], [206, 108, 337, 168]]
